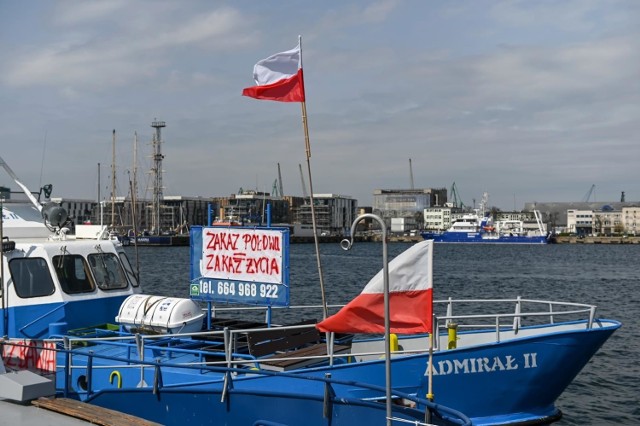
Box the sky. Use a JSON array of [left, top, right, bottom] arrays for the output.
[[1, 0, 639, 211]]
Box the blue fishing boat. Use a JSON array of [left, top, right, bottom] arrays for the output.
[[0, 156, 619, 425], [0, 156, 468, 426]]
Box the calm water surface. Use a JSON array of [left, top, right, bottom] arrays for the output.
[[126, 242, 639, 425]]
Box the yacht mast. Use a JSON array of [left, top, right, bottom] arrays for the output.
[[111, 129, 116, 228], [151, 120, 166, 233]]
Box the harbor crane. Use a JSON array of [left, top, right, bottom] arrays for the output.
[[299, 164, 309, 200], [582, 184, 596, 202], [277, 163, 284, 197], [449, 182, 465, 209], [409, 158, 414, 190]]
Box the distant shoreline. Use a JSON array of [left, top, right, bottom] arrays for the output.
[[554, 236, 640, 244]]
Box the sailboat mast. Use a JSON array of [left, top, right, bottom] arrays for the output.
[[111, 129, 116, 229], [133, 131, 138, 229], [151, 120, 166, 234]]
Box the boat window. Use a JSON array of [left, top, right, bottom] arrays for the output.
[[118, 252, 139, 287], [52, 255, 95, 294], [87, 253, 128, 290], [9, 258, 56, 298]]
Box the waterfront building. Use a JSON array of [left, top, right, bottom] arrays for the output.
[[424, 207, 453, 231], [294, 194, 357, 236], [212, 190, 292, 225], [524, 201, 638, 229], [373, 188, 447, 232], [49, 195, 211, 235], [161, 196, 214, 232], [592, 207, 623, 236], [622, 206, 640, 236], [566, 210, 594, 236]]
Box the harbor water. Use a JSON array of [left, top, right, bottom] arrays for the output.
[[126, 242, 639, 425]]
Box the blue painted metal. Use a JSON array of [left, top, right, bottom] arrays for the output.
[[53, 318, 619, 426], [1, 295, 130, 339], [54, 349, 471, 426]]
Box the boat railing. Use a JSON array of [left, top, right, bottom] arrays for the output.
[[53, 323, 423, 374], [204, 297, 600, 355], [40, 297, 601, 374], [433, 296, 598, 349], [47, 341, 472, 426]]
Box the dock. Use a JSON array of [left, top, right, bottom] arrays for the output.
[[32, 398, 162, 426], [554, 236, 640, 244]]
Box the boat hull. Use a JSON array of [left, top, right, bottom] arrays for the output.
[[120, 235, 190, 246], [79, 385, 455, 426], [421, 231, 548, 244], [306, 321, 619, 425], [54, 319, 619, 426]]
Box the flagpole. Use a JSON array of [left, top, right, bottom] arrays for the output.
[[298, 36, 328, 320]]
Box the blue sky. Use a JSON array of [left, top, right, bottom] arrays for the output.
[[1, 1, 638, 210]]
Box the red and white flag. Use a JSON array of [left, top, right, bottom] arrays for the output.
[[242, 42, 305, 102], [317, 240, 433, 335]]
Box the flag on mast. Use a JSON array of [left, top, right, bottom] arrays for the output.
[[242, 41, 305, 102], [317, 240, 434, 334]]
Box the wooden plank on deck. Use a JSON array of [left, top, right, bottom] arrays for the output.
[[32, 397, 162, 426]]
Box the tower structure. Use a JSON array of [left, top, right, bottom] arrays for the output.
[[151, 120, 166, 233]]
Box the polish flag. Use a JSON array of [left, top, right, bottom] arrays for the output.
[[317, 240, 433, 335], [242, 42, 305, 102]]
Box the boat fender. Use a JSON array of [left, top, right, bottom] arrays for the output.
[[109, 371, 122, 388], [447, 323, 458, 350]]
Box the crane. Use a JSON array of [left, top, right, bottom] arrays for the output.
[[449, 182, 465, 209], [582, 184, 596, 202], [299, 164, 309, 199], [409, 158, 414, 190], [277, 163, 284, 197]]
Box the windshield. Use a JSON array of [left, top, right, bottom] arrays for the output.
[[87, 253, 128, 290]]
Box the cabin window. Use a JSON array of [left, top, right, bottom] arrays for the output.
[[118, 252, 139, 287], [87, 253, 128, 290], [53, 255, 96, 294], [9, 258, 56, 298]]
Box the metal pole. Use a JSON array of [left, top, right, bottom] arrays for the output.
[[299, 103, 327, 317], [111, 130, 116, 229], [341, 213, 391, 425], [1, 197, 6, 336], [296, 35, 328, 319]]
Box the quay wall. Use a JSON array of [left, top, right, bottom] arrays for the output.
[[277, 235, 640, 244], [554, 236, 640, 244]]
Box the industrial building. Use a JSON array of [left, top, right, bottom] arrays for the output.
[[372, 188, 447, 233]]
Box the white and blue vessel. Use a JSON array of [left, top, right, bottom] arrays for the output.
[[421, 210, 550, 244], [0, 156, 619, 426], [422, 192, 550, 244]]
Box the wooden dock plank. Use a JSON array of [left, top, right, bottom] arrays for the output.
[[32, 397, 162, 426]]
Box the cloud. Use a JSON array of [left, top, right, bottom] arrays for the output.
[[2, 5, 253, 91], [52, 0, 128, 25]]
